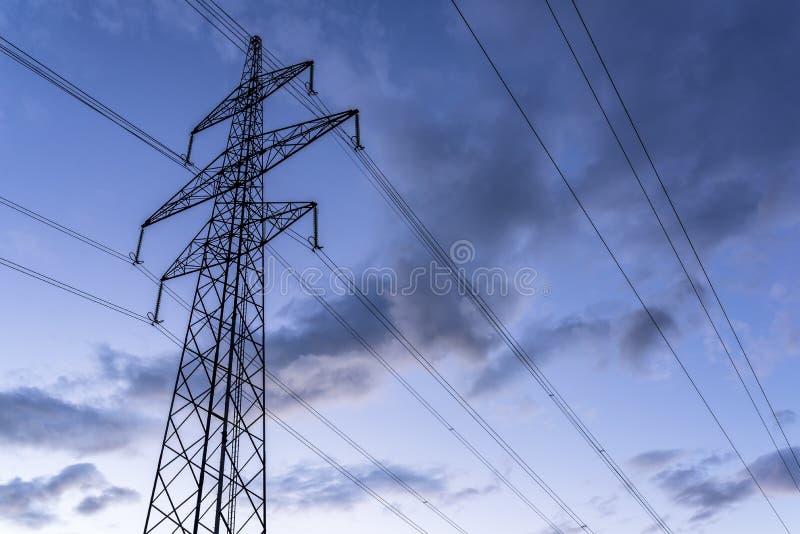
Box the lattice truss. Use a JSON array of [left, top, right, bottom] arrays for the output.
[[136, 36, 358, 534]]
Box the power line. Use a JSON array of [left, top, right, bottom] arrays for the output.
[[0, 34, 567, 531], [185, 3, 671, 531], [205, 0, 250, 40], [267, 245, 568, 534], [0, 252, 429, 533], [4, 3, 792, 532], [1, 26, 460, 534], [4, 10, 663, 533], [265, 408, 429, 534], [281, 229, 594, 533], [565, 0, 800, 478], [0, 34, 187, 167], [265, 368, 470, 534], [448, 0, 792, 531], [0, 254, 182, 346], [545, 0, 800, 499], [0, 192, 191, 312], [181, 0, 245, 54]]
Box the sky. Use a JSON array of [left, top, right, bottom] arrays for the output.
[[0, 0, 798, 533]]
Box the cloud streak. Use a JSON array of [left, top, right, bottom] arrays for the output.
[[267, 461, 493, 512], [0, 386, 147, 453], [0, 463, 137, 528]]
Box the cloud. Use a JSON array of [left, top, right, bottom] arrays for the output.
[[388, 270, 498, 363], [75, 486, 138, 515], [0, 387, 147, 453], [748, 447, 800, 493], [648, 448, 800, 523], [267, 294, 392, 370], [268, 461, 492, 511], [469, 303, 685, 396], [651, 451, 751, 523], [659, 469, 753, 522], [619, 307, 678, 373], [775, 409, 797, 426], [470, 313, 610, 396], [630, 449, 685, 471], [95, 344, 176, 401], [268, 353, 379, 411], [0, 463, 136, 528]]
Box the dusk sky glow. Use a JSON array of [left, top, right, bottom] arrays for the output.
[[0, 1, 799, 533]]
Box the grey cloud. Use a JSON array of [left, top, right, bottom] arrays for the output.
[[647, 450, 798, 523], [671, 476, 752, 522], [630, 449, 685, 471], [0, 463, 134, 528], [96, 344, 177, 401], [653, 459, 752, 522], [75, 486, 139, 515], [0, 387, 146, 453], [0, 463, 100, 527], [587, 494, 618, 519], [268, 461, 492, 511], [470, 314, 610, 396], [748, 447, 800, 494], [388, 271, 498, 363], [570, 1, 800, 248], [267, 293, 392, 369], [775, 409, 797, 426], [268, 354, 379, 411], [619, 307, 678, 373]]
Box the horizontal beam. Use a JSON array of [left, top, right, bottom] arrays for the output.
[[143, 110, 357, 228]]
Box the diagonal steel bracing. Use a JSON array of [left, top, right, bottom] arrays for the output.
[[138, 35, 358, 534]]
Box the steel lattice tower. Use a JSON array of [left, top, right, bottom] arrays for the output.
[[135, 36, 359, 534]]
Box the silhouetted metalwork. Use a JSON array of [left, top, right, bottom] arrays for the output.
[[137, 36, 357, 534]]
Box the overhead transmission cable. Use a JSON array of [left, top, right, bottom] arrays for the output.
[[0, 255, 182, 346], [265, 369, 470, 534], [0, 34, 571, 533], [283, 228, 594, 532], [0, 192, 469, 533], [265, 408, 429, 534], [2, 9, 657, 533], [178, 2, 672, 531], [0, 237, 440, 534], [0, 35, 186, 167], [0, 193, 190, 312], [562, 0, 800, 477], [545, 0, 800, 496], [8, 262, 452, 534], [267, 245, 568, 534], [448, 0, 792, 531], [0, 254, 430, 534]]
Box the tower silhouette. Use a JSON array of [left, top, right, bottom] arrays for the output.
[[135, 36, 358, 534]]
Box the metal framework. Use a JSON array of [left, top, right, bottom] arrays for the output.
[[137, 36, 358, 534]]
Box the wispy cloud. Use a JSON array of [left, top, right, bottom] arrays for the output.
[[267, 461, 493, 511], [0, 386, 149, 453], [0, 463, 137, 528], [634, 447, 800, 523]]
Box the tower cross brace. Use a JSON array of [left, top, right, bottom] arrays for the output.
[[139, 36, 358, 534]]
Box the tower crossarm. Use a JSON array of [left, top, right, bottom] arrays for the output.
[[142, 110, 357, 229], [185, 61, 314, 162], [160, 201, 317, 282]]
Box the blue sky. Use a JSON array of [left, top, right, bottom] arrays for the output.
[[0, 1, 798, 533]]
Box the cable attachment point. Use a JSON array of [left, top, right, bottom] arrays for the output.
[[184, 132, 196, 166], [310, 202, 321, 250], [150, 282, 165, 325], [132, 227, 145, 265], [305, 61, 318, 96], [351, 113, 364, 151]]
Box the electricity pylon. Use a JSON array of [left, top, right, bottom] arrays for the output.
[[135, 36, 359, 534]]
